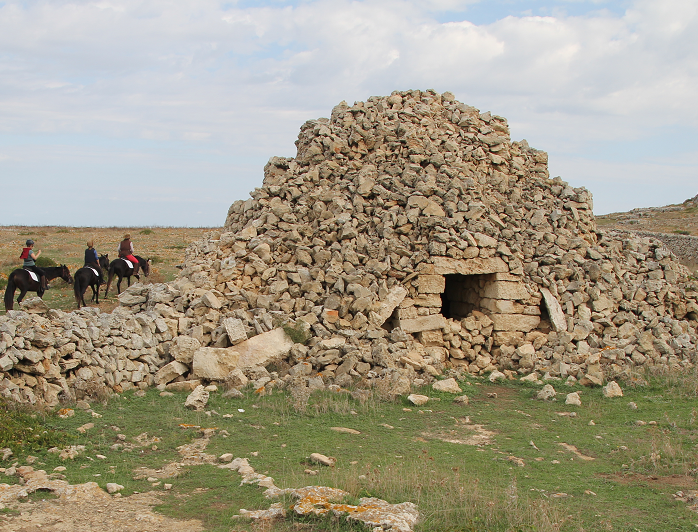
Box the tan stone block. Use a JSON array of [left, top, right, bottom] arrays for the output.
[[398, 314, 447, 334], [490, 314, 541, 332], [417, 275, 446, 294], [418, 330, 444, 346], [433, 256, 508, 275], [413, 294, 443, 307], [493, 331, 525, 346], [482, 281, 529, 300]]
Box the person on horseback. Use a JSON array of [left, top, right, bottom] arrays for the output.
[[20, 239, 48, 292], [84, 240, 105, 285], [117, 233, 140, 276]]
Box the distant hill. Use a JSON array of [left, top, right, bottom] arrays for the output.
[[596, 194, 698, 236]]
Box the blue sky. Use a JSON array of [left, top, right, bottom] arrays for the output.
[[0, 0, 696, 226]]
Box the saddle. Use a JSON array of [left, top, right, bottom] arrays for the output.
[[120, 258, 134, 269], [23, 268, 39, 283], [87, 266, 100, 278]]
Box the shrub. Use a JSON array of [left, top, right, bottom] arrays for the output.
[[140, 229, 154, 235], [674, 230, 691, 235], [35, 256, 58, 267], [0, 398, 73, 455]]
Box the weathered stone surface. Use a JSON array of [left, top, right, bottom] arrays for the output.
[[432, 378, 462, 394], [602, 381, 623, 398], [192, 328, 294, 380], [432, 257, 509, 276], [565, 392, 582, 406], [537, 384, 556, 400], [407, 394, 429, 406], [490, 314, 541, 332], [155, 360, 189, 385], [19, 297, 50, 314], [170, 336, 201, 364], [184, 385, 209, 411], [398, 315, 447, 334], [482, 281, 529, 300], [540, 287, 568, 332], [223, 317, 248, 345], [416, 275, 446, 294]]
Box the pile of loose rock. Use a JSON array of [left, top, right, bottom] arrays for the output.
[[2, 89, 698, 405]]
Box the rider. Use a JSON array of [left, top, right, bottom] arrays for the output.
[[84, 240, 105, 284], [117, 233, 140, 276], [20, 239, 48, 292]]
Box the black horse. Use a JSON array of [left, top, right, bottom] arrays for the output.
[[3, 265, 73, 311], [104, 255, 151, 298], [74, 263, 106, 309]]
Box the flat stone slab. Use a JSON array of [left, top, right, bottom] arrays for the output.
[[432, 256, 508, 276], [192, 327, 294, 380]]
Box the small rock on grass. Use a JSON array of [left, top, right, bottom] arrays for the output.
[[407, 394, 429, 406], [309, 453, 336, 467], [565, 392, 581, 406], [603, 381, 623, 398], [453, 395, 469, 405], [106, 483, 124, 494], [628, 401, 638, 410], [537, 384, 556, 401], [432, 378, 462, 394], [488, 370, 505, 382]]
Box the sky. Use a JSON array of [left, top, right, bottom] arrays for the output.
[[0, 0, 696, 227]]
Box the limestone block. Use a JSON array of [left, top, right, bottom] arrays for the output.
[[417, 275, 446, 294], [192, 327, 294, 380], [225, 368, 249, 388], [19, 297, 50, 314], [155, 360, 189, 385], [418, 330, 444, 346], [540, 287, 568, 332], [170, 336, 201, 364], [432, 378, 462, 394], [482, 281, 529, 300], [369, 285, 408, 327], [412, 294, 443, 307], [602, 381, 623, 398], [432, 256, 508, 276], [202, 291, 222, 309], [398, 314, 447, 334], [185, 385, 209, 411], [408, 394, 429, 406], [490, 314, 540, 332], [223, 317, 248, 345]]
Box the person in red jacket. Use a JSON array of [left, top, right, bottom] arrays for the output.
[[117, 233, 140, 276]]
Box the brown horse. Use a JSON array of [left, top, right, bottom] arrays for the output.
[[3, 265, 73, 310]]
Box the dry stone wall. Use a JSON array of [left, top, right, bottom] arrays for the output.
[[2, 89, 698, 405]]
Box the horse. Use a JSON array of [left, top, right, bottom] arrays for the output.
[[103, 255, 151, 298], [3, 265, 73, 311], [74, 264, 105, 309]]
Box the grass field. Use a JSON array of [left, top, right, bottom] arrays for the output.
[[0, 226, 215, 313], [3, 369, 698, 531]]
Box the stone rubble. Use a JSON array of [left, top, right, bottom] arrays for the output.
[[1, 89, 698, 404]]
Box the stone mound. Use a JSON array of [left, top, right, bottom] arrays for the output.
[[1, 89, 698, 404]]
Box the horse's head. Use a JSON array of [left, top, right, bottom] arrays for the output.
[[99, 254, 109, 271], [143, 258, 151, 277], [61, 265, 73, 285]]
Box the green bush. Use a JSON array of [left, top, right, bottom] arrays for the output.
[[140, 229, 154, 235], [36, 256, 58, 267]]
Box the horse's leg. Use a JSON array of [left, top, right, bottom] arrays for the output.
[[17, 288, 27, 304], [116, 275, 122, 294], [104, 272, 114, 298], [127, 274, 132, 287]]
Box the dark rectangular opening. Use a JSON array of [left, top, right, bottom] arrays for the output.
[[440, 273, 485, 320]]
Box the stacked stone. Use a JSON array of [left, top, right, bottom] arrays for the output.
[[0, 284, 180, 405], [168, 89, 698, 386], [2, 89, 698, 405]]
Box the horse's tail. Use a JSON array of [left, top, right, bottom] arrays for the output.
[[4, 274, 16, 311]]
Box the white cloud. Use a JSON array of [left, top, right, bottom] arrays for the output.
[[0, 0, 696, 225]]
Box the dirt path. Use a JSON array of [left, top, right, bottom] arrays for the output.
[[0, 491, 204, 532]]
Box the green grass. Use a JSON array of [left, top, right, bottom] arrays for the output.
[[3, 372, 698, 531]]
